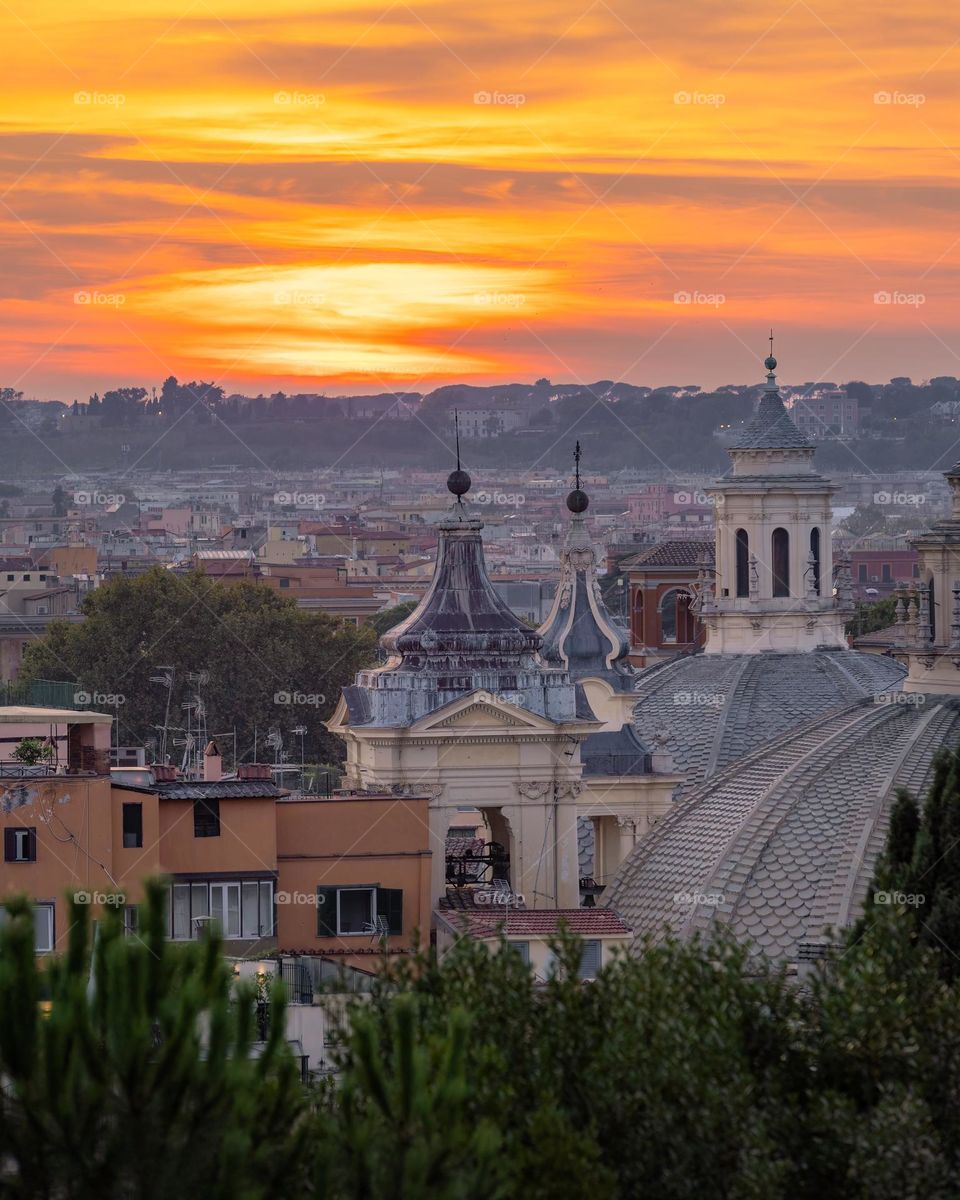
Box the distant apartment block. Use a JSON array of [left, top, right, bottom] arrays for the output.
[[784, 388, 859, 439]]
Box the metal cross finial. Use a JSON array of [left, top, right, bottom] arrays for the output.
[[574, 440, 582, 490], [769, 328, 774, 357], [454, 410, 461, 471]]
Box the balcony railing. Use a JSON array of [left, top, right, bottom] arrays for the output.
[[0, 761, 56, 778]]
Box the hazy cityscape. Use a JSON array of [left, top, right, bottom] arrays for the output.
[[4, 0, 960, 1197]]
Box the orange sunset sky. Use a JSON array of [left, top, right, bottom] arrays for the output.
[[2, 0, 959, 398]]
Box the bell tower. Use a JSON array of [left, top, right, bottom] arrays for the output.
[[699, 338, 852, 654], [893, 462, 960, 694]]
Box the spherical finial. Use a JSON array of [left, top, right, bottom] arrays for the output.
[[447, 468, 471, 497], [764, 354, 777, 372], [566, 488, 589, 513]]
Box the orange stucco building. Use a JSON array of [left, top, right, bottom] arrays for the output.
[[0, 709, 432, 968]]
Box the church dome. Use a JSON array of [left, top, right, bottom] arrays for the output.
[[609, 689, 957, 963], [630, 648, 905, 791]]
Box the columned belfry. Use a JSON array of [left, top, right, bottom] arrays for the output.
[[328, 438, 597, 909], [893, 462, 960, 695], [698, 338, 852, 653]]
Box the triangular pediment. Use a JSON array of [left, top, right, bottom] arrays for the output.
[[413, 690, 555, 734]]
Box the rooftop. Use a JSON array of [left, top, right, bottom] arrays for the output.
[[439, 908, 631, 938]]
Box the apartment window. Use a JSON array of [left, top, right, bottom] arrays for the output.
[[578, 940, 602, 981], [4, 827, 37, 863], [123, 905, 139, 936], [193, 796, 220, 837], [882, 563, 892, 583], [509, 940, 530, 965], [33, 903, 54, 953], [279, 577, 290, 588], [316, 885, 403, 937], [122, 803, 143, 848], [168, 879, 274, 940], [858, 564, 868, 582]]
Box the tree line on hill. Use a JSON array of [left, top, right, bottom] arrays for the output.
[[4, 750, 960, 1197], [4, 373, 956, 473]]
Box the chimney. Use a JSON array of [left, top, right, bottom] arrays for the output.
[[151, 763, 179, 782], [237, 763, 272, 782], [203, 739, 222, 782]]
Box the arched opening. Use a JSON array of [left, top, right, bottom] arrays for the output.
[[928, 575, 936, 642], [660, 588, 696, 645], [631, 587, 644, 644], [809, 527, 821, 596], [735, 528, 750, 598], [772, 528, 790, 597]]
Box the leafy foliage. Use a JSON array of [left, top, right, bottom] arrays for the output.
[[856, 748, 960, 981], [0, 883, 305, 1200], [366, 600, 418, 637], [3, 888, 960, 1196], [18, 566, 376, 763]]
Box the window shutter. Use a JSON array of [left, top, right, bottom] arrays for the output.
[[578, 939, 602, 980], [376, 887, 403, 935], [316, 887, 337, 936], [26, 828, 37, 862], [3, 829, 14, 861]]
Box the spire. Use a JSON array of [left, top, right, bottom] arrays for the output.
[[566, 440, 589, 514], [765, 329, 777, 390], [447, 410, 471, 512], [539, 445, 632, 684], [377, 427, 540, 668], [728, 337, 813, 452]]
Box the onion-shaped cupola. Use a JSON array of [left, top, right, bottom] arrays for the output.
[[539, 442, 633, 686], [343, 416, 581, 727]]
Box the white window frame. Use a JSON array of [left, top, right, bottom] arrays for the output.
[[169, 880, 274, 940], [33, 903, 54, 953]]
